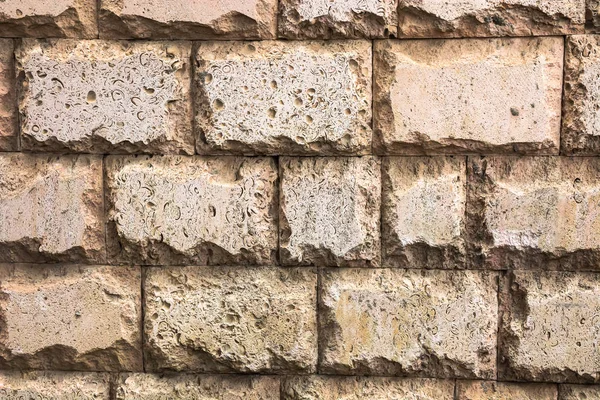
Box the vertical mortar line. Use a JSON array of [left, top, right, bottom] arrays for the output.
[[379, 154, 385, 268], [370, 38, 375, 156], [495, 269, 503, 383], [102, 155, 108, 265], [275, 156, 281, 266], [141, 265, 147, 373], [453, 378, 458, 400], [13, 38, 21, 151], [316, 265, 322, 375], [189, 40, 197, 155], [109, 372, 117, 400], [95, 0, 101, 39], [559, 35, 567, 156]]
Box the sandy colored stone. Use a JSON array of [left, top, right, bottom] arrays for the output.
[[144, 266, 317, 373], [0, 154, 104, 263], [106, 156, 277, 265], [457, 380, 557, 399], [0, 40, 17, 151], [0, 371, 111, 399], [280, 157, 380, 267], [560, 384, 600, 399], [278, 0, 398, 39], [374, 37, 563, 155], [500, 271, 600, 383], [0, 264, 142, 371], [467, 156, 600, 270], [0, 0, 97, 38], [586, 0, 600, 33], [319, 268, 498, 378], [398, 0, 584, 38], [100, 0, 277, 39], [17, 39, 193, 154], [382, 157, 466, 269], [195, 41, 372, 155]]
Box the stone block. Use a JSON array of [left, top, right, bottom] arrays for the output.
[[0, 371, 111, 399], [0, 39, 17, 151], [560, 384, 600, 399], [456, 380, 557, 399]]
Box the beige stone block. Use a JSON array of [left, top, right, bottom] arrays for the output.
[[0, 154, 104, 263], [0, 264, 142, 371], [194, 41, 372, 155], [586, 0, 600, 33], [280, 157, 380, 267], [374, 37, 563, 155], [105, 156, 277, 265], [0, 40, 17, 151], [319, 268, 498, 378], [0, 371, 111, 399], [560, 384, 600, 399], [456, 380, 557, 399], [144, 266, 317, 373]]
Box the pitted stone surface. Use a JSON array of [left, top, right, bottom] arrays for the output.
[[17, 39, 193, 154], [0, 154, 104, 263], [100, 0, 277, 39], [195, 41, 372, 155], [144, 266, 317, 373], [467, 156, 600, 270], [0, 0, 97, 38], [500, 271, 600, 383], [0, 371, 111, 399], [374, 37, 563, 155], [106, 156, 277, 265], [278, 0, 398, 39], [0, 40, 17, 151], [319, 268, 498, 378], [560, 385, 600, 399], [585, 0, 600, 33], [382, 156, 466, 269], [280, 157, 380, 267], [0, 264, 142, 371], [398, 0, 584, 37], [456, 380, 557, 399]]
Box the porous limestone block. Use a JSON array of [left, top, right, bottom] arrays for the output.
[[585, 0, 600, 33], [456, 380, 558, 399], [0, 371, 111, 399], [0, 40, 17, 151], [278, 0, 398, 39], [0, 264, 142, 371], [382, 156, 466, 269], [194, 41, 372, 155], [467, 156, 600, 270], [374, 37, 563, 155], [0, 154, 104, 263], [280, 157, 380, 267], [0, 0, 97, 38], [99, 0, 277, 39], [319, 268, 498, 378], [397, 0, 584, 38], [560, 385, 600, 399], [105, 156, 277, 265], [144, 266, 317, 373], [500, 271, 600, 383], [17, 39, 193, 154]]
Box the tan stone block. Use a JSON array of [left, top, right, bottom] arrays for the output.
[[144, 266, 317, 373], [374, 37, 563, 155], [457, 380, 557, 399], [467, 156, 600, 270], [0, 0, 97, 38], [0, 371, 111, 399], [0, 40, 17, 151], [0, 264, 142, 371], [500, 271, 600, 383], [319, 268, 498, 378], [105, 156, 277, 265], [586, 0, 600, 33], [382, 156, 466, 268], [100, 0, 277, 39], [194, 41, 372, 155], [278, 0, 398, 39], [17, 39, 193, 154], [560, 384, 600, 399], [280, 157, 380, 267], [0, 154, 104, 263]]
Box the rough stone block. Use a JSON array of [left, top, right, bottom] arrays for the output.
[[194, 41, 372, 155], [319, 268, 498, 378], [0, 154, 104, 263], [382, 156, 466, 269], [0, 264, 142, 371], [586, 0, 600, 33], [374, 37, 563, 155], [278, 0, 398, 39], [17, 39, 193, 154], [0, 0, 97, 38], [0, 371, 111, 399], [144, 266, 317, 373], [456, 380, 557, 399], [100, 0, 277, 39], [560, 385, 600, 399], [0, 40, 17, 151], [106, 156, 277, 265], [500, 271, 600, 383], [467, 156, 600, 270], [280, 157, 380, 267]]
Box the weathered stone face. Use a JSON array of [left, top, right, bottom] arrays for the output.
[[17, 40, 193, 154], [456, 380, 557, 399], [500, 271, 600, 383], [280, 157, 381, 267], [0, 154, 104, 263], [319, 268, 498, 378], [374, 37, 563, 155], [382, 156, 466, 269], [0, 264, 142, 371], [99, 0, 277, 39], [0, 371, 111, 399], [0, 39, 17, 151], [467, 156, 600, 271], [105, 156, 277, 265], [278, 0, 398, 39], [560, 384, 600, 399], [144, 266, 317, 373], [194, 41, 372, 155]]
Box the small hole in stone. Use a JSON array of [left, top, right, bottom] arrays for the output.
[[87, 91, 97, 103], [36, 70, 47, 78], [270, 80, 278, 89], [36, 100, 43, 106], [16, 9, 22, 16], [65, 104, 71, 109], [213, 99, 225, 110], [294, 98, 303, 107], [267, 108, 277, 118], [204, 74, 213, 84], [305, 115, 313, 124], [144, 87, 155, 94], [345, 108, 351, 115]]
